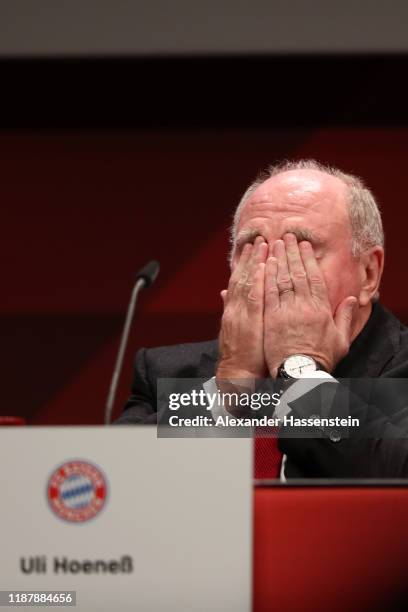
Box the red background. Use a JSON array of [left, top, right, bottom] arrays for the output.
[[254, 486, 408, 611], [2, 127, 407, 424]]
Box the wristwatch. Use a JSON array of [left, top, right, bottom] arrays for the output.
[[278, 354, 325, 380]]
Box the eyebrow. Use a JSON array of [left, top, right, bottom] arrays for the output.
[[235, 228, 264, 250], [234, 226, 325, 250], [283, 227, 325, 245]]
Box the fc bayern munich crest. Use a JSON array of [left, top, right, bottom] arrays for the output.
[[47, 460, 108, 523]]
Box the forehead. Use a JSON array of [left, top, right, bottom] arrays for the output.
[[237, 169, 350, 238]]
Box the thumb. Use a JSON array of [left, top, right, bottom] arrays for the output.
[[334, 296, 358, 340], [220, 289, 228, 306]]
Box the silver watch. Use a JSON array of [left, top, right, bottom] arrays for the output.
[[278, 354, 324, 379]]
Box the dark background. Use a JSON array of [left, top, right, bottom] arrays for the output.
[[2, 55, 408, 424]]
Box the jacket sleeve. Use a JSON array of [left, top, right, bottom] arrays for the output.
[[114, 348, 158, 425], [280, 379, 408, 478]]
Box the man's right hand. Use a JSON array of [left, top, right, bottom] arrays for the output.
[[216, 236, 268, 380]]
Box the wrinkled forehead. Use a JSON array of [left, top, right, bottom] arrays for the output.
[[238, 170, 350, 230], [250, 170, 348, 207]]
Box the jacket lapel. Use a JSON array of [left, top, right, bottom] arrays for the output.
[[333, 303, 399, 378]]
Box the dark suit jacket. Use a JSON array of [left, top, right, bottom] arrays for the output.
[[116, 303, 408, 478]]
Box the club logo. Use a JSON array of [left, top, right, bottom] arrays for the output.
[[47, 460, 108, 523]]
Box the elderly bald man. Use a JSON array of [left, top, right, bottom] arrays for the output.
[[117, 160, 408, 479]]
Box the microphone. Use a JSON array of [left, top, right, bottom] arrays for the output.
[[104, 260, 160, 424], [136, 259, 160, 288]]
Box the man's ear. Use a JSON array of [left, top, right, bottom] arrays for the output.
[[358, 246, 384, 306]]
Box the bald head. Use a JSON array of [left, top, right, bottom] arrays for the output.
[[249, 169, 348, 213]]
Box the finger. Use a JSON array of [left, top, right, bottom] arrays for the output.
[[284, 233, 310, 299], [334, 296, 358, 340], [247, 261, 266, 312], [253, 237, 268, 265], [227, 242, 253, 297], [274, 239, 295, 303], [264, 256, 279, 311], [299, 240, 329, 301], [232, 237, 262, 287], [246, 235, 267, 275], [236, 238, 267, 299], [230, 242, 252, 284]]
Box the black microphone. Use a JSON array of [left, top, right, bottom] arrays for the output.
[[104, 260, 160, 424], [136, 259, 160, 287]]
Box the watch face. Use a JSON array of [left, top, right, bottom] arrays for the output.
[[283, 354, 317, 378]]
